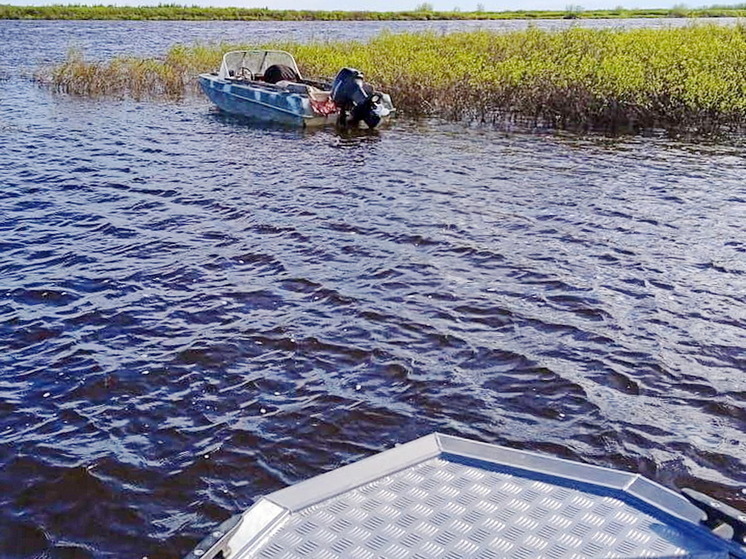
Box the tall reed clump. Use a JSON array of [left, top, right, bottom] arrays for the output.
[[37, 43, 237, 99], [281, 26, 746, 133], [36, 25, 746, 133]]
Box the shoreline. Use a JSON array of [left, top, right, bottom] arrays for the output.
[[4, 4, 746, 21]]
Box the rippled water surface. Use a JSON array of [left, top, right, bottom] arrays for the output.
[[1, 18, 745, 559]]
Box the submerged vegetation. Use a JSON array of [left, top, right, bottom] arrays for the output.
[[5, 3, 746, 20], [37, 25, 746, 134]]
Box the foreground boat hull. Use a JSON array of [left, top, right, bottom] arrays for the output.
[[184, 433, 746, 559]]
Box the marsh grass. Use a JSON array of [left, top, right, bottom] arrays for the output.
[[40, 48, 190, 99], [36, 26, 746, 134]]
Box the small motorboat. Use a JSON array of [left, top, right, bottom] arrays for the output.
[[184, 433, 746, 559], [198, 50, 395, 128]]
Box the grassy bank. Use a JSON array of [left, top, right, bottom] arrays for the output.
[[37, 26, 746, 134], [6, 4, 746, 20]]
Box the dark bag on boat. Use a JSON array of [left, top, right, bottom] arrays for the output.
[[264, 64, 300, 84]]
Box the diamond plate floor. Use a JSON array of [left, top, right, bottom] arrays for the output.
[[252, 457, 723, 559]]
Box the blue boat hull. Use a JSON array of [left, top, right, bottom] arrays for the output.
[[199, 75, 335, 127]]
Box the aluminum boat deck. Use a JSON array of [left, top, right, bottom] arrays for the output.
[[186, 433, 746, 559]]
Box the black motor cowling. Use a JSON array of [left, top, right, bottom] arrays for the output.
[[330, 68, 382, 129]]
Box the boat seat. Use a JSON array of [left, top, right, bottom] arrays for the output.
[[276, 80, 310, 93], [276, 81, 331, 102]]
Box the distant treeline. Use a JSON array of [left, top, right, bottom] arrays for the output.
[[5, 3, 746, 20]]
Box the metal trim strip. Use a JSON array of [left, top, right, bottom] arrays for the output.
[[266, 434, 441, 512], [436, 433, 705, 524]]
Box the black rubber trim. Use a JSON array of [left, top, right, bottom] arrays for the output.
[[682, 488, 746, 548], [183, 513, 243, 559]]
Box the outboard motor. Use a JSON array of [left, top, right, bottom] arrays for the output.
[[330, 68, 385, 129]]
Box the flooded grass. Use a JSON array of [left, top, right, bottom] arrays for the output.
[[36, 26, 746, 134]]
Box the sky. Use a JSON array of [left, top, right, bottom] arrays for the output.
[[2, 0, 702, 9]]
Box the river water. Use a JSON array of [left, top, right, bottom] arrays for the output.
[[0, 18, 744, 559]]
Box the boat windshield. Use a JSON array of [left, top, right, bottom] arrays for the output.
[[218, 50, 302, 81]]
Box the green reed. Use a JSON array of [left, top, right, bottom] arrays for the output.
[[36, 26, 746, 133]]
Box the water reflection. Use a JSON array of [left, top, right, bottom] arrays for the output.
[[207, 109, 383, 143]]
